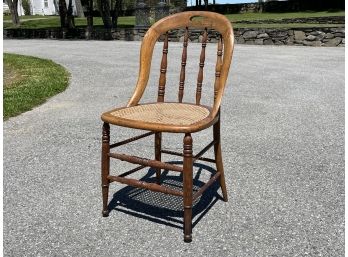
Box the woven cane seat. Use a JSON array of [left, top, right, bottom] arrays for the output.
[[101, 102, 215, 132]]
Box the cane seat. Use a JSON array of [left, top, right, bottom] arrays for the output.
[[102, 102, 215, 132]]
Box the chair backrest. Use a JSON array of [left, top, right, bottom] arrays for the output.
[[127, 11, 235, 118]]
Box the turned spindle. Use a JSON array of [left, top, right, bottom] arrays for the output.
[[196, 28, 208, 105], [157, 33, 169, 102], [178, 27, 189, 103]]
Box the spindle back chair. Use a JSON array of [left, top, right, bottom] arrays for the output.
[[100, 11, 235, 242]]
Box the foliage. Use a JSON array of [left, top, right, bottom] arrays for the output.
[[3, 53, 70, 119], [122, 0, 135, 11], [22, 0, 31, 15]]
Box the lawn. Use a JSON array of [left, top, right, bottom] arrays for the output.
[[4, 16, 135, 29], [3, 11, 344, 29], [225, 11, 345, 22], [3, 53, 70, 119], [232, 23, 344, 29]]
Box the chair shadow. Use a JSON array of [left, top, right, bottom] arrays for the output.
[[108, 162, 223, 230]]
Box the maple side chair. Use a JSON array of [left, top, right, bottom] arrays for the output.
[[100, 11, 235, 242]]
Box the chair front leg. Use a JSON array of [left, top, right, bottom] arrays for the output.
[[101, 122, 110, 217], [155, 132, 162, 184], [213, 114, 228, 202], [183, 133, 193, 242]]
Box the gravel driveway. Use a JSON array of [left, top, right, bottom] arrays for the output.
[[3, 40, 344, 256]]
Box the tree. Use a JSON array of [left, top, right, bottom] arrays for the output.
[[58, 0, 75, 29], [22, 0, 32, 15], [5, 0, 20, 27], [83, 0, 94, 39], [75, 0, 85, 18], [53, 0, 59, 13], [97, 0, 112, 29], [85, 0, 123, 38], [111, 0, 122, 28], [258, 0, 263, 12], [66, 0, 75, 27]]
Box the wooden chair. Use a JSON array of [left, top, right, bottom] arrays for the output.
[[100, 11, 235, 242]]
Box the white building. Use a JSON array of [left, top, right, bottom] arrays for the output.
[[30, 0, 58, 15], [4, 0, 77, 16]]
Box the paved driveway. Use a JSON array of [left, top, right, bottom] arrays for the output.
[[3, 40, 344, 256]]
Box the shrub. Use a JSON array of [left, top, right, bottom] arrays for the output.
[[22, 0, 31, 15]]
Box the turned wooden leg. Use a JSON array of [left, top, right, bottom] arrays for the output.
[[183, 133, 193, 242], [101, 122, 110, 217], [213, 112, 228, 202], [155, 132, 162, 184]]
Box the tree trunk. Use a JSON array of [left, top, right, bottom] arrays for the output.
[[111, 0, 122, 29], [58, 0, 74, 37], [258, 0, 263, 12], [86, 0, 93, 39], [6, 0, 20, 27], [53, 0, 59, 14], [58, 0, 68, 28], [75, 0, 85, 18], [98, 0, 112, 29], [67, 0, 75, 28]]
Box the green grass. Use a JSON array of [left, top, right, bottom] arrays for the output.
[[225, 11, 345, 22], [233, 23, 344, 29], [3, 15, 49, 21], [3, 11, 344, 29], [3, 53, 70, 119], [4, 16, 135, 29]]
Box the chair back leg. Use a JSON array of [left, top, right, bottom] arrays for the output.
[[155, 132, 162, 184], [213, 115, 228, 202], [101, 122, 111, 216], [183, 133, 193, 242]]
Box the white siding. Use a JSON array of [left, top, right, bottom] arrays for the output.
[[30, 0, 76, 15], [43, 0, 57, 15], [31, 0, 45, 15], [17, 0, 25, 15]]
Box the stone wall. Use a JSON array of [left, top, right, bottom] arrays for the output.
[[4, 26, 345, 47], [234, 16, 344, 25], [235, 27, 345, 47]]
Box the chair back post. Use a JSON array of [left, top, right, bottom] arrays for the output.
[[214, 35, 223, 102]]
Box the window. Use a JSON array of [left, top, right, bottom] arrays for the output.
[[44, 0, 48, 8]]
